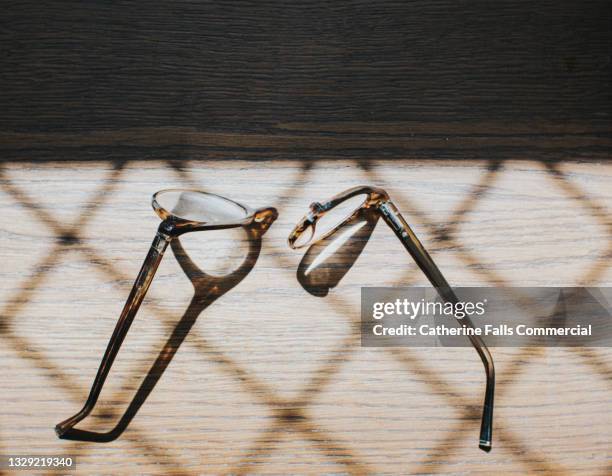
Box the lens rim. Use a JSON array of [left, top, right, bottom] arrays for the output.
[[152, 189, 253, 231], [288, 186, 389, 250]]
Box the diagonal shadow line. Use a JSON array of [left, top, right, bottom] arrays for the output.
[[185, 335, 286, 407], [293, 334, 360, 406], [74, 156, 612, 476], [262, 159, 314, 216], [117, 428, 194, 476], [353, 157, 385, 179], [174, 158, 313, 304], [0, 240, 186, 410], [2, 318, 195, 474], [495, 347, 547, 388], [0, 166, 130, 340], [225, 324, 366, 474], [228, 409, 373, 476], [390, 330, 572, 473], [451, 242, 515, 286], [440, 160, 504, 240], [228, 418, 287, 476], [543, 162, 612, 233], [319, 281, 462, 409], [415, 425, 571, 475], [401, 318, 606, 474], [413, 419, 473, 473], [296, 417, 373, 475], [1, 328, 193, 475], [363, 158, 514, 286], [543, 161, 612, 285], [0, 163, 126, 243], [80, 242, 286, 408], [388, 347, 480, 413], [37, 440, 94, 476], [167, 159, 200, 189], [14, 242, 185, 412], [1, 329, 87, 403], [0, 243, 65, 331], [216, 313, 369, 471], [439, 160, 612, 290], [0, 168, 70, 237], [320, 267, 420, 328], [321, 264, 486, 422], [108, 159, 313, 319], [450, 242, 577, 327], [84, 259, 287, 420], [59, 223, 270, 442], [355, 158, 375, 172], [360, 161, 438, 230], [498, 428, 571, 475], [564, 347, 612, 388], [74, 163, 126, 231], [75, 240, 206, 390], [226, 238, 448, 473]]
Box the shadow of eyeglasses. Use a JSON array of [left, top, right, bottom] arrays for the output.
[[296, 207, 379, 297], [58, 211, 277, 442]]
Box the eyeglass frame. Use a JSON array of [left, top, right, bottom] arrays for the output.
[[55, 189, 277, 439], [288, 185, 495, 452]]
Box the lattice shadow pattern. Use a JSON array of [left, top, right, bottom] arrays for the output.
[[0, 158, 611, 475]]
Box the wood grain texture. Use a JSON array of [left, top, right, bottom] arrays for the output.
[[1, 1, 611, 162], [1, 1, 611, 474], [0, 159, 611, 475]]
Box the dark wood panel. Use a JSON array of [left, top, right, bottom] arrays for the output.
[[1, 1, 610, 162]]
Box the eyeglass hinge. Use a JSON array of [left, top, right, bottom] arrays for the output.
[[379, 201, 403, 232], [153, 231, 171, 252]]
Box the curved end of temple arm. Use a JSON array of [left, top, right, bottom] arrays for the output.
[[55, 406, 90, 438], [55, 423, 70, 439], [479, 440, 492, 452], [54, 229, 171, 440], [478, 345, 495, 452], [377, 198, 497, 452]]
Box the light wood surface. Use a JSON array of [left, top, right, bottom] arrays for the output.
[[0, 159, 610, 475]]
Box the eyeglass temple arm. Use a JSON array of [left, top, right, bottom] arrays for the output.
[[55, 224, 172, 438], [378, 200, 495, 452]]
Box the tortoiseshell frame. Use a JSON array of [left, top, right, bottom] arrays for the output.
[[55, 189, 277, 439], [288, 185, 495, 452]]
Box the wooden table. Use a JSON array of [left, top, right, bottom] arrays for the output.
[[0, 159, 610, 475], [1, 2, 610, 475]]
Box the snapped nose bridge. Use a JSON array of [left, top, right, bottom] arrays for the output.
[[254, 206, 278, 223]]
